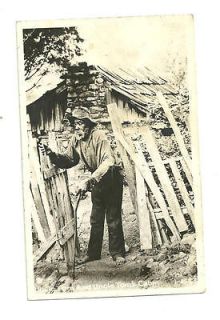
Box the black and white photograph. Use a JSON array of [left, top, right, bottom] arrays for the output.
[[17, 15, 204, 299]]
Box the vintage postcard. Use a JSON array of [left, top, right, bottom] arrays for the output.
[[17, 15, 205, 300]]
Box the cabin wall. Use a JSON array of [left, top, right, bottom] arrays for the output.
[[27, 90, 67, 135]]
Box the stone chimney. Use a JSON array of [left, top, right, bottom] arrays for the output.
[[65, 62, 109, 122]]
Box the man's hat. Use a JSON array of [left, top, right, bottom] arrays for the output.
[[64, 107, 97, 126]]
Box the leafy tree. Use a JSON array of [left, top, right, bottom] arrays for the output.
[[23, 27, 84, 91]]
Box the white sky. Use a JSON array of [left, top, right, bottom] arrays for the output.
[[75, 15, 192, 73]]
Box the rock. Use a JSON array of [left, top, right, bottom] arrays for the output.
[[145, 258, 154, 268], [88, 84, 98, 90], [139, 265, 151, 277], [65, 277, 74, 288], [181, 234, 195, 246], [95, 77, 104, 84], [45, 271, 59, 288], [160, 266, 170, 275], [190, 265, 198, 276], [146, 248, 159, 256], [154, 253, 168, 262], [145, 248, 156, 256], [130, 255, 137, 261], [125, 243, 130, 253], [169, 254, 179, 263], [153, 261, 160, 269], [178, 252, 187, 260], [187, 254, 196, 266], [86, 97, 97, 101], [57, 262, 68, 276], [170, 244, 181, 255], [180, 243, 191, 254], [35, 276, 44, 286]]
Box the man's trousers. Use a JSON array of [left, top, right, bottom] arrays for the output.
[[87, 166, 125, 259]]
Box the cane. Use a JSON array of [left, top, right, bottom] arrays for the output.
[[72, 192, 82, 278]]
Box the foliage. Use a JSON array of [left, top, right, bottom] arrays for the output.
[[23, 27, 84, 91]]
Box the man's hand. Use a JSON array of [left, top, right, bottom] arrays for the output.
[[38, 142, 52, 156], [76, 178, 96, 196], [75, 180, 89, 197]]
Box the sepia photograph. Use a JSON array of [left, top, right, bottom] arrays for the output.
[[17, 15, 205, 299]]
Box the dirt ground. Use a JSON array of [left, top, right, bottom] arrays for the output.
[[34, 166, 198, 296]]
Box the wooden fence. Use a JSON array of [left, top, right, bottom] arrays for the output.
[[27, 116, 77, 277], [107, 91, 194, 250]]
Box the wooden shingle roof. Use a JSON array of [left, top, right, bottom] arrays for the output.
[[97, 65, 179, 112], [27, 64, 180, 112]]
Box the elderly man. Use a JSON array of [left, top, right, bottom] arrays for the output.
[[40, 108, 125, 265]]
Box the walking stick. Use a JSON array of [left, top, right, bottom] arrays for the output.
[[72, 192, 81, 278]]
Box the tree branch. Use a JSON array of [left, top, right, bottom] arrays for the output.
[[25, 55, 48, 81], [25, 48, 51, 80], [25, 71, 48, 93], [23, 29, 36, 43]]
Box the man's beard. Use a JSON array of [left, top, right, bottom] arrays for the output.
[[75, 128, 90, 141]]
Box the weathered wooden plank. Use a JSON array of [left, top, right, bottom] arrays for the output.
[[33, 233, 57, 265], [37, 136, 50, 172], [62, 171, 80, 255], [135, 167, 152, 249], [45, 133, 71, 254], [48, 131, 58, 152], [118, 144, 137, 212], [56, 173, 75, 276], [44, 106, 49, 133], [47, 127, 75, 276], [141, 127, 188, 233], [50, 175, 71, 269], [157, 219, 171, 245], [29, 135, 55, 233], [29, 188, 46, 243], [39, 107, 44, 132], [30, 178, 51, 239], [117, 98, 125, 122], [154, 206, 190, 219], [168, 159, 195, 226], [124, 102, 133, 122], [134, 141, 181, 240], [28, 138, 51, 240], [51, 105, 55, 131], [56, 174, 75, 246], [54, 103, 60, 132], [146, 196, 162, 246], [44, 179, 59, 235], [107, 103, 180, 240], [43, 166, 59, 179], [157, 92, 192, 172], [179, 158, 193, 189], [57, 101, 63, 132], [60, 173, 76, 273], [106, 92, 137, 212]]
